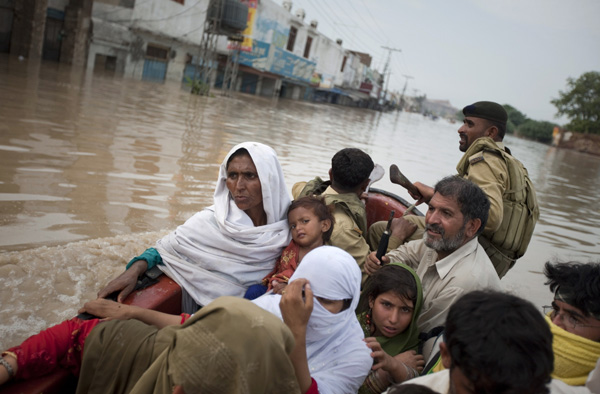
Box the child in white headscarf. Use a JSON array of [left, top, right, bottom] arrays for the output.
[[252, 245, 372, 394]]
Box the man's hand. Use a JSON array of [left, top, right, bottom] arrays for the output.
[[280, 279, 313, 335], [410, 182, 434, 205], [389, 218, 417, 243], [97, 260, 147, 302], [365, 251, 389, 275]]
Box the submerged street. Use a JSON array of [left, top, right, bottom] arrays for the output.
[[1, 55, 599, 349]]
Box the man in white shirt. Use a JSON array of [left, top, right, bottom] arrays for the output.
[[365, 176, 501, 333]]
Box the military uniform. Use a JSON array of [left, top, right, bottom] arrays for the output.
[[293, 178, 371, 278], [369, 137, 538, 278]]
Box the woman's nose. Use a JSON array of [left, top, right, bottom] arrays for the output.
[[235, 178, 246, 190]]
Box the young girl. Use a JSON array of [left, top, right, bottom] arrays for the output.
[[244, 196, 334, 299], [356, 263, 425, 394]]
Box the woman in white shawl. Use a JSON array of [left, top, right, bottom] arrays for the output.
[[98, 142, 291, 312], [252, 246, 372, 394]]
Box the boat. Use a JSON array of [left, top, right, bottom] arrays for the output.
[[2, 188, 421, 393]]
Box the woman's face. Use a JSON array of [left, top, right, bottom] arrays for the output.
[[369, 290, 414, 338], [288, 206, 330, 249], [226, 153, 264, 220], [316, 296, 344, 314]]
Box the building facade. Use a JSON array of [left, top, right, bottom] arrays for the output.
[[2, 0, 383, 106]]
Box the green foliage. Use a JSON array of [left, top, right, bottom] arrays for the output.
[[516, 120, 556, 143], [184, 76, 210, 95], [503, 104, 528, 135], [551, 71, 600, 134]]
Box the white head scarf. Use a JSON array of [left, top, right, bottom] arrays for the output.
[[252, 246, 372, 394], [157, 142, 291, 307]]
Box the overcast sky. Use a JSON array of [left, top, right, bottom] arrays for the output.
[[291, 0, 600, 123]]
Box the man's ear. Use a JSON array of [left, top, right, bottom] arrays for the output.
[[486, 125, 500, 141], [440, 342, 452, 369], [359, 178, 371, 194], [464, 218, 481, 239], [328, 168, 333, 181]]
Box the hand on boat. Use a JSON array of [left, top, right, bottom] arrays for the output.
[[365, 251, 388, 275], [78, 298, 135, 321], [97, 260, 147, 302]]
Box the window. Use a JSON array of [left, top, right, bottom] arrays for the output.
[[286, 26, 297, 52], [146, 45, 168, 60], [303, 36, 312, 58], [340, 55, 347, 72]]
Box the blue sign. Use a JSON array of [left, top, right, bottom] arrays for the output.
[[238, 40, 315, 83]]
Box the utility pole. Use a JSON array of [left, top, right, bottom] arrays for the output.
[[400, 74, 413, 111], [379, 46, 401, 107]]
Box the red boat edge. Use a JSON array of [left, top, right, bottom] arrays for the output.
[[2, 188, 419, 393]]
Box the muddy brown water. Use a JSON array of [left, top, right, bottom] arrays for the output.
[[1, 54, 599, 349]]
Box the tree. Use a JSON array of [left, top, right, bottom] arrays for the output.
[[503, 104, 528, 135], [516, 120, 555, 143], [551, 71, 600, 134]]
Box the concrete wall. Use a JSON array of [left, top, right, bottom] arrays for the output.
[[312, 35, 344, 88], [554, 129, 600, 156], [10, 0, 47, 58], [131, 0, 207, 45]]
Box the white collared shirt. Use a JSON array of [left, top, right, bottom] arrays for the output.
[[386, 237, 502, 332]]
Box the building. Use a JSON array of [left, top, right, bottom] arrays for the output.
[[1, 0, 383, 106]]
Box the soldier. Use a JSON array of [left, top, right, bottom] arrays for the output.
[[369, 101, 539, 278]]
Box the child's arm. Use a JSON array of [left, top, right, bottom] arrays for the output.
[[364, 338, 424, 383], [78, 299, 181, 329]]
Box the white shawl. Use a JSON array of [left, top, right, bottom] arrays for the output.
[[157, 142, 291, 307], [252, 246, 372, 394]]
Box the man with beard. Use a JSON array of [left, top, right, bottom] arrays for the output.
[[369, 101, 539, 279], [364, 176, 501, 333]]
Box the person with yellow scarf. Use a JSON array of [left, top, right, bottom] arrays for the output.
[[544, 261, 600, 388]]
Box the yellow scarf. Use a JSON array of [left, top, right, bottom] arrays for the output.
[[546, 315, 600, 386]]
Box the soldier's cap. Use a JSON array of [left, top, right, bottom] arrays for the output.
[[462, 101, 507, 125]]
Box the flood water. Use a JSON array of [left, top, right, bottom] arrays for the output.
[[1, 54, 599, 349]]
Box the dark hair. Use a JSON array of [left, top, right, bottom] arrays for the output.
[[387, 383, 440, 394], [357, 264, 418, 314], [226, 148, 250, 169], [331, 148, 374, 191], [544, 260, 600, 318], [288, 196, 335, 242], [485, 118, 507, 140], [434, 176, 490, 236], [445, 290, 553, 394]]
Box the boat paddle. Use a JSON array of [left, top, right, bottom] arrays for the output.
[[389, 164, 422, 200]]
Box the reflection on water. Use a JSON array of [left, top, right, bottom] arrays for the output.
[[1, 54, 599, 349]]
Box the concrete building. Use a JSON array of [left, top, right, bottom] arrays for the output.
[[1, 0, 93, 65], [1, 0, 384, 106]]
